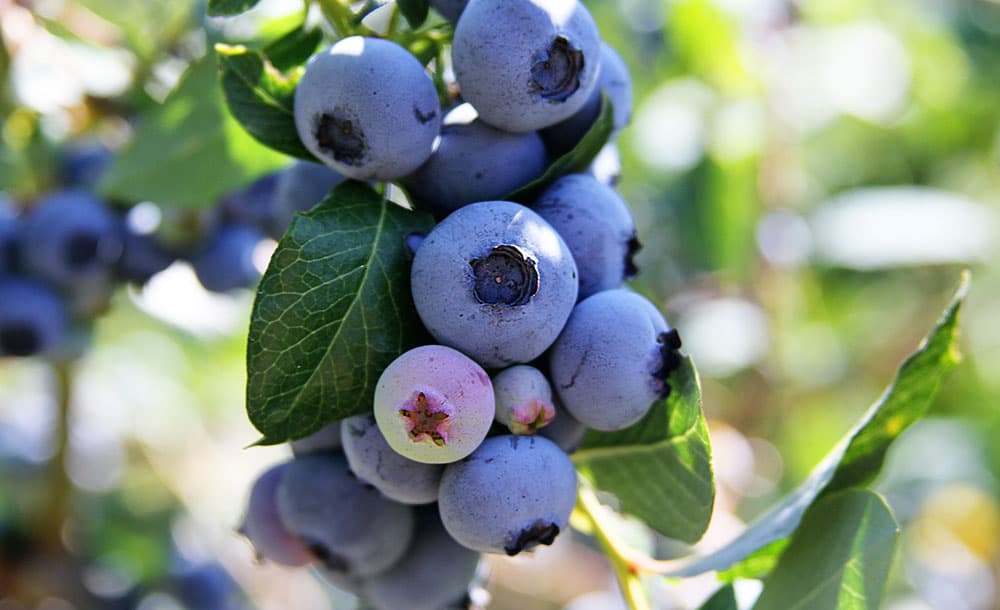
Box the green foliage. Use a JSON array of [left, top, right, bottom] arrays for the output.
[[753, 490, 899, 610], [668, 274, 967, 577], [216, 44, 314, 160], [98, 55, 286, 209], [246, 181, 435, 445], [263, 24, 324, 72], [207, 0, 261, 17], [504, 95, 616, 203], [574, 356, 715, 544], [398, 0, 430, 29]]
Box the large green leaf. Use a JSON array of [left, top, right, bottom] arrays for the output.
[[753, 490, 899, 610], [504, 95, 616, 204], [667, 274, 967, 576], [216, 44, 314, 160], [98, 55, 286, 209], [246, 181, 435, 444], [208, 0, 261, 17], [263, 24, 324, 72], [573, 356, 715, 544]]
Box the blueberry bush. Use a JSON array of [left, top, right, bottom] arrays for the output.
[[1, 0, 995, 609]]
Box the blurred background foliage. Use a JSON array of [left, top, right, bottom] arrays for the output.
[[0, 0, 999, 608]]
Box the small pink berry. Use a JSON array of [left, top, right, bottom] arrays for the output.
[[493, 365, 556, 435], [374, 345, 495, 464]]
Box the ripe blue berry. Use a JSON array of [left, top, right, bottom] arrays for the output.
[[219, 172, 281, 230], [0, 276, 69, 357], [403, 106, 549, 218], [373, 345, 494, 465], [290, 423, 342, 456], [277, 453, 415, 577], [20, 190, 123, 289], [438, 435, 577, 555], [492, 365, 556, 435], [294, 37, 441, 181], [540, 42, 634, 156], [271, 161, 345, 237], [452, 0, 601, 132], [342, 414, 444, 504], [116, 217, 176, 284], [238, 462, 313, 567], [549, 289, 682, 430], [410, 201, 578, 367], [532, 173, 638, 300], [58, 141, 113, 190], [190, 224, 264, 292], [361, 507, 480, 610]]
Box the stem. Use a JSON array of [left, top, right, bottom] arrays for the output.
[[577, 485, 652, 610], [39, 359, 74, 552]]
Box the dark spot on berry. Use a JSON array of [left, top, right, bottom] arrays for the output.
[[0, 323, 40, 356], [470, 245, 539, 306], [653, 329, 684, 399], [505, 521, 559, 555], [625, 233, 642, 278], [530, 36, 584, 102], [414, 106, 437, 125], [314, 111, 366, 166], [64, 232, 100, 269]]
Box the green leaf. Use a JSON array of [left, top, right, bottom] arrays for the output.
[[208, 0, 261, 17], [699, 584, 738, 610], [98, 55, 286, 209], [246, 181, 435, 444], [666, 273, 968, 576], [263, 25, 324, 72], [753, 490, 899, 610], [573, 356, 715, 544], [716, 540, 787, 582], [504, 95, 616, 204], [398, 0, 430, 29], [216, 44, 314, 160]]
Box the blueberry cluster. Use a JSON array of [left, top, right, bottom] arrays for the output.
[[0, 144, 343, 359], [240, 1, 685, 607]]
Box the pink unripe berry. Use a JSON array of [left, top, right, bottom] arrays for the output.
[[493, 365, 556, 435], [374, 345, 495, 464]]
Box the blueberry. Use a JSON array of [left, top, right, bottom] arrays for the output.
[[429, 0, 468, 21], [361, 507, 480, 610], [277, 453, 415, 577], [539, 399, 587, 452], [290, 423, 343, 456], [294, 37, 441, 181], [438, 435, 577, 555], [373, 345, 494, 465], [58, 141, 114, 189], [540, 42, 634, 156], [532, 173, 638, 300], [492, 365, 556, 435], [172, 561, 242, 610], [270, 161, 345, 238], [402, 106, 549, 218], [20, 190, 123, 289], [189, 224, 264, 292], [342, 413, 444, 504], [410, 201, 578, 367], [116, 214, 176, 284], [238, 462, 313, 567], [219, 172, 281, 230], [549, 289, 682, 431], [451, 0, 601, 132], [0, 276, 68, 357]]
